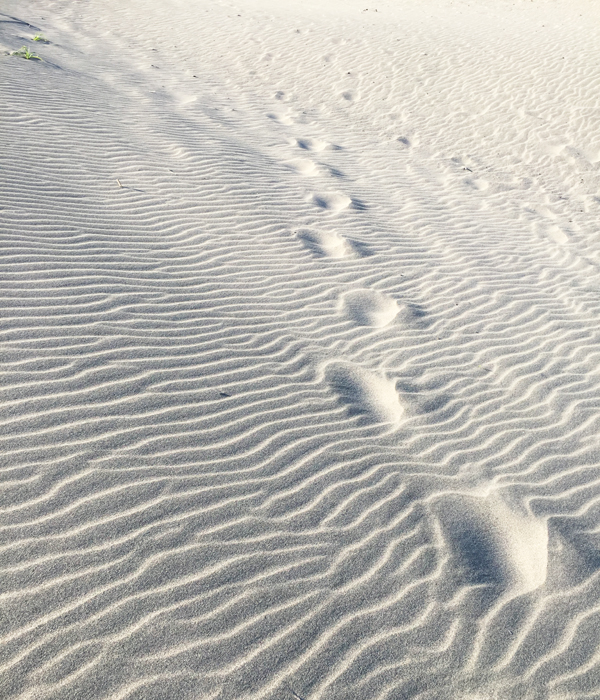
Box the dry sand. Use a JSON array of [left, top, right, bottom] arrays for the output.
[[2, 0, 600, 698]]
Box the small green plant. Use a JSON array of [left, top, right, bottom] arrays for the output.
[[32, 34, 49, 43], [11, 46, 41, 60]]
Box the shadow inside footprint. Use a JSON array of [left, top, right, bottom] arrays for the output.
[[433, 494, 548, 596], [296, 138, 329, 152], [341, 289, 399, 327], [311, 192, 351, 212], [297, 229, 350, 258], [297, 229, 372, 259], [325, 361, 403, 425]]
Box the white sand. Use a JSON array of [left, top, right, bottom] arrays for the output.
[[2, 0, 600, 697]]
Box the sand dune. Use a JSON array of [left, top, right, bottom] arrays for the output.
[[2, 0, 600, 698]]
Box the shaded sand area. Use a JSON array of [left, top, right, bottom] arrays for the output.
[[2, 0, 600, 697]]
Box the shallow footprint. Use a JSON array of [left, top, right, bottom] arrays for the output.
[[325, 361, 403, 425], [547, 225, 569, 244], [311, 192, 351, 212], [341, 289, 399, 327], [297, 229, 351, 258], [465, 177, 489, 191], [287, 158, 319, 176], [295, 137, 329, 152], [267, 112, 294, 125]]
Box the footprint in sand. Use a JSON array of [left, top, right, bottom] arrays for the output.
[[287, 158, 319, 176], [324, 361, 404, 425], [540, 141, 567, 157], [546, 225, 569, 244], [464, 177, 489, 191], [432, 493, 548, 596], [311, 192, 352, 212], [266, 112, 294, 125], [297, 229, 352, 258], [286, 157, 344, 179], [286, 158, 319, 177], [297, 229, 372, 259], [524, 204, 569, 244], [295, 137, 330, 152], [340, 289, 399, 327]]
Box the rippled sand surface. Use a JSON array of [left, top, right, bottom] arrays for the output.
[[2, 0, 600, 697]]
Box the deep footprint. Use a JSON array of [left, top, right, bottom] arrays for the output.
[[433, 493, 548, 596]]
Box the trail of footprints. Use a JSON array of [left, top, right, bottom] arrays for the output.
[[282, 125, 405, 427], [270, 112, 552, 603], [279, 120, 449, 428]]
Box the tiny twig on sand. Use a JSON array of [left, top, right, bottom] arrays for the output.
[[116, 179, 122, 187], [285, 683, 306, 700]]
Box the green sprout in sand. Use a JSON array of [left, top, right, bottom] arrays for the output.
[[11, 46, 42, 60], [32, 34, 49, 43]]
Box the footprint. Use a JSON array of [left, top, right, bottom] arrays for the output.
[[324, 362, 404, 425], [451, 154, 476, 169], [295, 138, 329, 152], [465, 177, 489, 191], [582, 145, 600, 164], [340, 289, 399, 327], [523, 203, 569, 244], [287, 158, 319, 176], [524, 203, 557, 220], [398, 132, 420, 148], [540, 141, 567, 157], [311, 192, 351, 212], [173, 91, 197, 107], [433, 493, 548, 595], [564, 144, 599, 167], [547, 225, 569, 244], [297, 229, 351, 258], [267, 112, 294, 125]]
